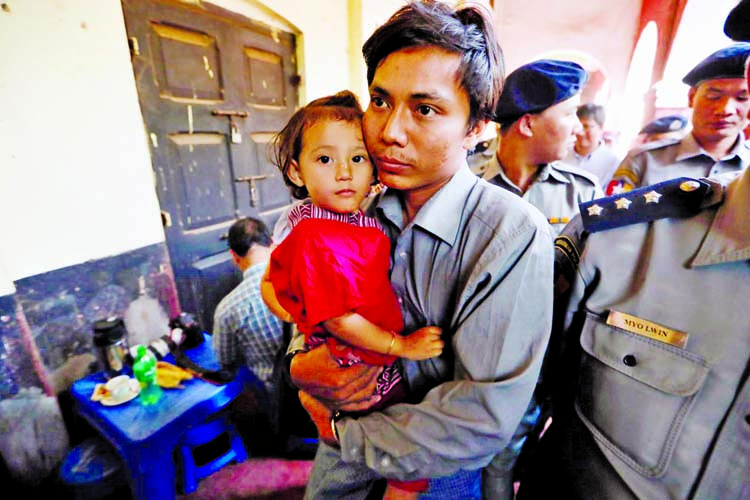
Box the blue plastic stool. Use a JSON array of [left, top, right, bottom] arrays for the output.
[[176, 415, 248, 494]]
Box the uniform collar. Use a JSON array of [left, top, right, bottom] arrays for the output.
[[482, 155, 568, 186], [691, 168, 750, 266], [377, 165, 478, 246], [676, 132, 750, 164]]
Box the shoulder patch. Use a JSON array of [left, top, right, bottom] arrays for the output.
[[579, 177, 711, 233], [553, 217, 587, 298]]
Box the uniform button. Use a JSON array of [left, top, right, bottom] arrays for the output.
[[399, 252, 407, 259], [381, 456, 391, 467], [397, 297, 403, 305], [623, 354, 637, 367]]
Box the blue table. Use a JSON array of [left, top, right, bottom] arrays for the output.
[[71, 335, 248, 500]]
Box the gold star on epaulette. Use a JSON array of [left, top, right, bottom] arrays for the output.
[[614, 198, 632, 210], [643, 190, 662, 204], [587, 204, 604, 216]]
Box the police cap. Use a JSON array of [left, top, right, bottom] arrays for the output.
[[494, 59, 588, 126], [639, 115, 688, 135], [682, 43, 750, 86], [725, 0, 750, 41]]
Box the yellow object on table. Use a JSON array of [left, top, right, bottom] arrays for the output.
[[156, 361, 194, 389]]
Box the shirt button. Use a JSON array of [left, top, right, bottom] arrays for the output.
[[350, 446, 358, 455], [622, 354, 637, 367], [399, 252, 407, 258], [381, 456, 391, 467], [398, 297, 403, 305]]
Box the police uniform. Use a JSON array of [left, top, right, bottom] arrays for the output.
[[518, 170, 750, 499], [488, 59, 602, 234], [608, 43, 750, 195], [608, 132, 750, 194], [480, 155, 602, 234], [467, 135, 499, 175]]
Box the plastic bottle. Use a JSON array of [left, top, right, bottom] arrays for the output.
[[132, 345, 163, 406]]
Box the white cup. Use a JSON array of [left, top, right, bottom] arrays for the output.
[[105, 375, 132, 401]]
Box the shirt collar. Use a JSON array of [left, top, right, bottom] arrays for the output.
[[572, 141, 605, 161], [676, 133, 750, 164], [377, 165, 478, 246], [482, 155, 568, 186], [243, 261, 266, 279], [545, 163, 571, 184], [691, 168, 750, 266]]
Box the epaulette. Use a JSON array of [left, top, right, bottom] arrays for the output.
[[625, 136, 681, 157], [552, 161, 600, 186], [579, 177, 711, 233]]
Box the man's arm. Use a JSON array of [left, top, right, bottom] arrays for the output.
[[333, 222, 554, 480]]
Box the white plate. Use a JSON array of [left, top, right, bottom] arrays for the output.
[[100, 378, 141, 406]]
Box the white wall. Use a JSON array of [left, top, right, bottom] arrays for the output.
[[658, 0, 739, 108], [0, 0, 421, 293], [0, 0, 163, 281]]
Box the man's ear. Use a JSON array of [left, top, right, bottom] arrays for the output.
[[518, 114, 534, 138], [462, 119, 489, 150], [687, 86, 697, 108], [287, 159, 305, 187]]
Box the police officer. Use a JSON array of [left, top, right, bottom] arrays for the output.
[[478, 59, 603, 234], [518, 168, 750, 500], [608, 43, 750, 195]]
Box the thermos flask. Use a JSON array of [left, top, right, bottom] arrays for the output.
[[92, 316, 130, 378]]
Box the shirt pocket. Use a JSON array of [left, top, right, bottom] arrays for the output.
[[574, 312, 710, 478]]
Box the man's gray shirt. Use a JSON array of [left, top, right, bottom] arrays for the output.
[[338, 166, 555, 480]]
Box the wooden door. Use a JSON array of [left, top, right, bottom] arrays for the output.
[[122, 0, 297, 331]]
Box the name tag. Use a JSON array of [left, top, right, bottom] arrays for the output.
[[606, 310, 689, 348]]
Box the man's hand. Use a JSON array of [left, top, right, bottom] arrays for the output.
[[290, 343, 382, 411], [298, 391, 337, 447]]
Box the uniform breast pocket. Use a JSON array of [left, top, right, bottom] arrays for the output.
[[574, 312, 709, 478]]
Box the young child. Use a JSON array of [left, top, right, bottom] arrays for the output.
[[262, 90, 442, 498]]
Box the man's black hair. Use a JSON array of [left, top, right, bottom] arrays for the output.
[[227, 217, 272, 257], [362, 0, 504, 130], [576, 103, 605, 127]]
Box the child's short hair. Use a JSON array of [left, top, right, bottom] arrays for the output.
[[271, 90, 364, 200]]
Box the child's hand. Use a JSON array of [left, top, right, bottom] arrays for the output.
[[393, 326, 443, 360]]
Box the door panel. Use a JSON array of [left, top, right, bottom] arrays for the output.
[[122, 0, 297, 331]]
